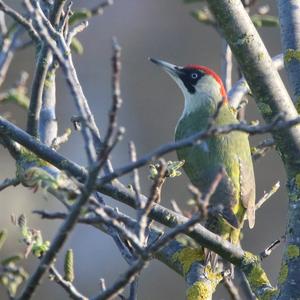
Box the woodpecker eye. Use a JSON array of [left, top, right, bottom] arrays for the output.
[[191, 73, 198, 79]]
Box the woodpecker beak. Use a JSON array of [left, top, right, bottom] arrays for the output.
[[149, 58, 183, 78]]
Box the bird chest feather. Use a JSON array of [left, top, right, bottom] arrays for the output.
[[175, 105, 256, 231]]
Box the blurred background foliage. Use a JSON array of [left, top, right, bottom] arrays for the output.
[[0, 0, 288, 299]]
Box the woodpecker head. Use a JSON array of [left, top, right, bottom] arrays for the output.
[[150, 58, 227, 116]]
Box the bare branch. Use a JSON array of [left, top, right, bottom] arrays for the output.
[[97, 114, 300, 185], [170, 199, 184, 215], [223, 277, 242, 300], [99, 278, 106, 292], [0, 1, 40, 43], [139, 160, 167, 244], [277, 0, 300, 102], [92, 173, 223, 300], [16, 129, 119, 300], [260, 238, 281, 260], [129, 141, 142, 210], [0, 10, 6, 34], [0, 28, 24, 88], [67, 21, 88, 47], [90, 0, 114, 16], [49, 266, 88, 300], [26, 0, 66, 139], [69, 0, 114, 26], [94, 207, 144, 254], [255, 181, 280, 211], [252, 138, 275, 161], [221, 39, 232, 91], [0, 177, 20, 192], [51, 128, 72, 150], [229, 54, 284, 108], [26, 0, 116, 168]]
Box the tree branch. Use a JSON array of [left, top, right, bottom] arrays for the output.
[[277, 0, 300, 102], [0, 1, 40, 43], [27, 0, 66, 139], [49, 266, 88, 300], [0, 177, 19, 192], [228, 54, 284, 109], [207, 1, 300, 299]]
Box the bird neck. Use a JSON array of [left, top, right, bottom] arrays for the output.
[[180, 76, 225, 120], [176, 95, 231, 139]]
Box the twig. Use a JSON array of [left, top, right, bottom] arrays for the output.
[[0, 177, 20, 191], [223, 276, 242, 300], [140, 160, 167, 242], [93, 172, 223, 300], [129, 141, 142, 210], [228, 54, 284, 109], [33, 210, 135, 235], [104, 37, 123, 150], [221, 38, 232, 91], [16, 19, 125, 298], [277, 0, 300, 102], [26, 0, 114, 168], [96, 114, 299, 186], [0, 28, 24, 88], [69, 0, 114, 25], [94, 207, 144, 254], [0, 70, 30, 109], [49, 266, 88, 300], [16, 161, 106, 300], [60, 1, 72, 37], [255, 181, 280, 211], [0, 1, 40, 43], [252, 138, 275, 161], [90, 0, 114, 16], [67, 21, 88, 46], [25, 0, 97, 162], [51, 128, 72, 150], [260, 238, 281, 259], [16, 117, 121, 300], [150, 170, 224, 254], [92, 259, 145, 300], [170, 199, 184, 215], [39, 59, 59, 146], [99, 278, 106, 292], [235, 269, 256, 300], [26, 0, 66, 138], [0, 115, 292, 263], [128, 280, 138, 300], [0, 134, 21, 160], [0, 10, 6, 34]]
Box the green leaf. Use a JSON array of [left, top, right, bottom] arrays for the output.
[[71, 37, 84, 55], [2, 89, 29, 109], [251, 15, 279, 28], [191, 9, 215, 26], [1, 254, 22, 266], [69, 9, 92, 26], [166, 160, 185, 178]]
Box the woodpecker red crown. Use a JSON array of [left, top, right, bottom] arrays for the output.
[[184, 64, 228, 102]]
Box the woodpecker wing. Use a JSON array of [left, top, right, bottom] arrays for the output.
[[239, 157, 256, 228]]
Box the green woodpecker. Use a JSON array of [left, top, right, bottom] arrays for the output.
[[150, 58, 255, 249]]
